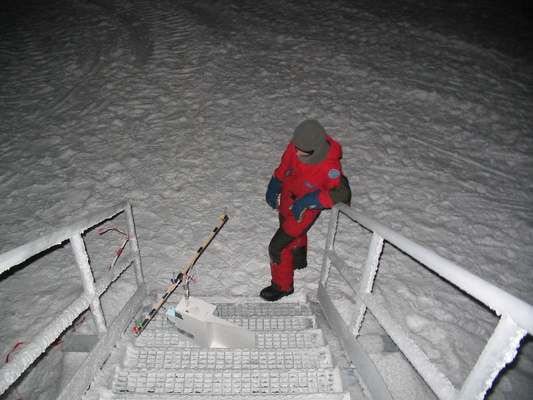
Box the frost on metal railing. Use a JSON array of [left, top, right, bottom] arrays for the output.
[[0, 201, 146, 399], [318, 203, 533, 400]]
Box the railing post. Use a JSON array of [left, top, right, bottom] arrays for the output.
[[458, 315, 527, 400], [351, 231, 384, 337], [320, 206, 340, 285], [124, 203, 144, 286], [71, 234, 107, 335]]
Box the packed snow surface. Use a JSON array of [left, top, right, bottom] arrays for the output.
[[0, 0, 531, 399]]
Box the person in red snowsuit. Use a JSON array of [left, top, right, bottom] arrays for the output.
[[261, 120, 351, 301]]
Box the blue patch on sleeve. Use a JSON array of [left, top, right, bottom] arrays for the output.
[[328, 169, 341, 179]]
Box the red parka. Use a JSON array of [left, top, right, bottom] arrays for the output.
[[273, 134, 344, 237]]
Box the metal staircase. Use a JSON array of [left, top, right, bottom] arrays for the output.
[[3, 202, 530, 399], [81, 295, 361, 399]]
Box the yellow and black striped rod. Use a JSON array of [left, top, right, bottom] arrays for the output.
[[133, 213, 229, 336]]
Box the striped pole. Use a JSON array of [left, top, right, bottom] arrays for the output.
[[133, 214, 229, 336]]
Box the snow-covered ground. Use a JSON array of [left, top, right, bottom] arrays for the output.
[[0, 0, 531, 399]]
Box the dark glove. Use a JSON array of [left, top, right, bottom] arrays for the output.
[[291, 190, 323, 222], [266, 175, 282, 209]]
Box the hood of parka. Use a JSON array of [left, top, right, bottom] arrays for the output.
[[292, 120, 330, 165]]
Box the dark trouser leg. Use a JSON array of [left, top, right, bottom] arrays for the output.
[[268, 228, 297, 292], [291, 235, 308, 270], [262, 209, 318, 300]]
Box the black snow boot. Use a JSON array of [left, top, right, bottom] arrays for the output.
[[260, 282, 294, 302]]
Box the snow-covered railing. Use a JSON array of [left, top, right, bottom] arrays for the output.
[[319, 203, 533, 400], [0, 201, 146, 399]]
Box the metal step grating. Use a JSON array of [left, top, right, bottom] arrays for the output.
[[135, 314, 325, 348], [225, 316, 316, 331], [215, 302, 313, 318], [109, 394, 349, 400], [255, 330, 325, 349], [113, 368, 343, 395], [136, 328, 325, 349], [125, 347, 334, 370]]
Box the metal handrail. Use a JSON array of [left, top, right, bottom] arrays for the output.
[[334, 204, 533, 333], [319, 203, 533, 400], [0, 202, 145, 398]]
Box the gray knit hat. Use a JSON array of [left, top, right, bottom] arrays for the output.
[[292, 120, 330, 165]]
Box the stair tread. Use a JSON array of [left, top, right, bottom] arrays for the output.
[[124, 346, 334, 369], [92, 394, 348, 400], [113, 367, 343, 395], [223, 315, 316, 330], [215, 301, 313, 317], [158, 308, 317, 331], [135, 325, 325, 349]]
